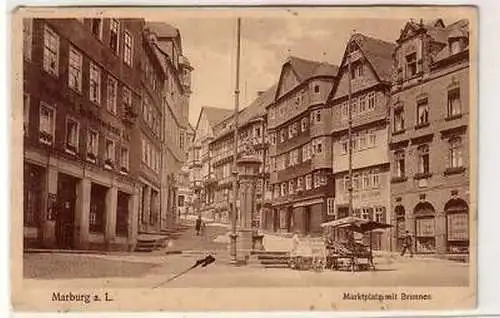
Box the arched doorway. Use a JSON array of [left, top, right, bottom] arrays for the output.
[[394, 205, 406, 251], [414, 201, 436, 253], [445, 198, 469, 254]]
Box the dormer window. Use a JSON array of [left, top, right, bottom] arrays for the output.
[[406, 53, 417, 77], [450, 39, 461, 55]]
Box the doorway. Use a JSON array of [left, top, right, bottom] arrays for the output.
[[304, 206, 311, 234], [56, 173, 78, 249]]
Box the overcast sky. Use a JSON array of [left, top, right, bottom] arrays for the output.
[[154, 12, 468, 127]]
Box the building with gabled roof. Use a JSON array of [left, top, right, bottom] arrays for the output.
[[389, 18, 470, 256], [265, 56, 339, 235], [328, 33, 396, 251], [189, 105, 234, 218]]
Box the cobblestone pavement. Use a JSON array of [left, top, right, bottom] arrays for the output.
[[23, 252, 469, 289]]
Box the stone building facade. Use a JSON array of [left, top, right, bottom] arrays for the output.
[[23, 18, 144, 250], [22, 18, 192, 250], [389, 19, 470, 255]]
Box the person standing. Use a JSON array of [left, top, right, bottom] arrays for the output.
[[195, 216, 202, 236], [400, 231, 414, 257]]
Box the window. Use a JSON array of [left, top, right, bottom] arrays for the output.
[[123, 31, 133, 66], [369, 131, 376, 147], [341, 101, 348, 118], [276, 155, 285, 171], [120, 147, 129, 171], [87, 129, 99, 162], [91, 18, 103, 39], [352, 174, 360, 191], [450, 39, 461, 55], [417, 144, 430, 174], [280, 183, 287, 197], [416, 98, 429, 126], [289, 149, 299, 166], [319, 174, 327, 186], [43, 26, 59, 76], [89, 63, 101, 104], [280, 129, 286, 143], [305, 174, 312, 190], [314, 84, 320, 93], [313, 139, 323, 154], [274, 185, 280, 198], [39, 103, 55, 145], [23, 18, 33, 60], [361, 207, 373, 220], [288, 180, 295, 194], [269, 108, 276, 120], [359, 132, 367, 149], [343, 176, 350, 192], [68, 47, 83, 92], [65, 118, 79, 153], [449, 137, 463, 168], [357, 63, 364, 76], [359, 95, 366, 113], [375, 207, 386, 224], [447, 88, 461, 117], [406, 52, 417, 77], [316, 110, 321, 122], [340, 139, 348, 155], [110, 19, 120, 54], [296, 177, 304, 191], [105, 139, 115, 168], [24, 94, 30, 136], [313, 172, 321, 188], [291, 122, 298, 136], [368, 92, 376, 110], [394, 107, 405, 132], [302, 143, 312, 161], [255, 127, 261, 138], [371, 171, 380, 188], [362, 172, 371, 189], [351, 97, 358, 115], [301, 117, 308, 132], [394, 151, 405, 178], [123, 86, 132, 110], [107, 76, 118, 114], [288, 125, 294, 139], [327, 198, 335, 216], [270, 133, 276, 145]]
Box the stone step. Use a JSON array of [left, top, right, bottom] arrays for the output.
[[260, 259, 290, 265], [251, 250, 289, 256], [257, 255, 290, 260], [263, 263, 290, 268]]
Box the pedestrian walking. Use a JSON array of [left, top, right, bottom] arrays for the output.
[[400, 231, 414, 257], [200, 220, 206, 237], [195, 216, 202, 236]]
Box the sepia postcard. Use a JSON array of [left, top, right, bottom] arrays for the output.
[[11, 5, 477, 312]]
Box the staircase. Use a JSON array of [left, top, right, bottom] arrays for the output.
[[251, 250, 290, 268], [135, 236, 168, 252], [135, 224, 191, 253]]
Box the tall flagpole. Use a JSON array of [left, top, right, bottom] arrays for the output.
[[230, 17, 241, 263], [347, 35, 353, 218]]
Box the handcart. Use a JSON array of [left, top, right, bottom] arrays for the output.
[[289, 236, 327, 272], [321, 216, 393, 272]]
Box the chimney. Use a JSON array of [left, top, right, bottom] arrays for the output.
[[257, 91, 265, 97]]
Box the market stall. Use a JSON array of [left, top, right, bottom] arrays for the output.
[[321, 216, 392, 271]]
